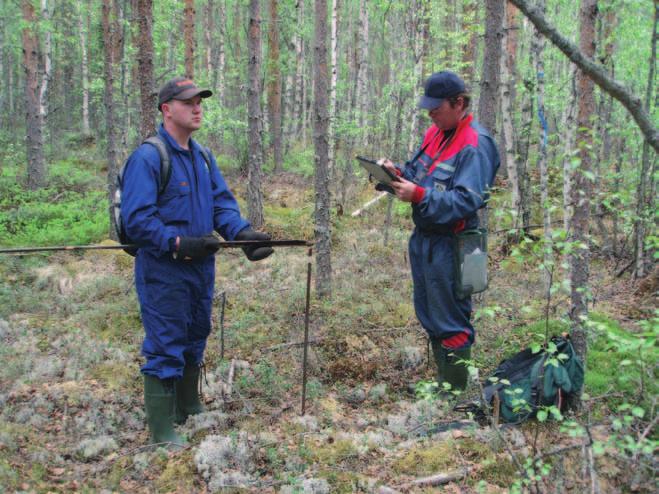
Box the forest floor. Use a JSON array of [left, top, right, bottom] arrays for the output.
[[0, 169, 656, 493]]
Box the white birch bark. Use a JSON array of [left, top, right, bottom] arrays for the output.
[[562, 65, 578, 232], [328, 0, 338, 178], [356, 0, 369, 147], [78, 3, 90, 136], [407, 4, 424, 155], [39, 0, 51, 121]]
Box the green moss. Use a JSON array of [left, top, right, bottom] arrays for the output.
[[311, 439, 359, 466], [393, 438, 492, 476], [155, 452, 198, 493], [89, 362, 134, 391]]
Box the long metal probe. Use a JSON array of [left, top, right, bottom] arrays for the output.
[[0, 239, 311, 254]]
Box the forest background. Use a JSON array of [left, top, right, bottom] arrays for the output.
[[0, 0, 656, 492]]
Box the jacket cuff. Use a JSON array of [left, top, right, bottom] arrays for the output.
[[411, 185, 426, 204]]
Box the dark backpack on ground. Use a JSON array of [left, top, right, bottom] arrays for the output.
[[113, 135, 211, 256], [458, 335, 584, 424]]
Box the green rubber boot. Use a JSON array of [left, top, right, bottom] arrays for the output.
[[143, 375, 187, 449], [430, 339, 472, 393], [175, 364, 205, 425]]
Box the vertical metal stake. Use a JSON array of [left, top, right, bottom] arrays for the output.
[[301, 247, 312, 415], [220, 291, 226, 361]]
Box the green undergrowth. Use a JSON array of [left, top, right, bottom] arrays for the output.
[[0, 159, 108, 248]]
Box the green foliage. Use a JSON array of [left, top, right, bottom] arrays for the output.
[[0, 160, 108, 248]]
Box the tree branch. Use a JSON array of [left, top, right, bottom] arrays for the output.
[[508, 0, 659, 153]]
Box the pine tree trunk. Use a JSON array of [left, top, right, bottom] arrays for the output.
[[478, 0, 504, 137], [78, 3, 90, 137], [247, 0, 264, 228], [136, 0, 156, 141], [569, 0, 598, 364], [184, 0, 195, 79], [22, 0, 46, 190], [267, 0, 283, 173], [461, 0, 479, 87], [102, 1, 121, 239], [293, 0, 306, 141], [313, 0, 331, 298], [500, 2, 520, 228]]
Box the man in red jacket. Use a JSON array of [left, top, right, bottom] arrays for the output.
[[382, 71, 500, 394]]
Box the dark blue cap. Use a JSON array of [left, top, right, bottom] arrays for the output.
[[418, 71, 466, 110]]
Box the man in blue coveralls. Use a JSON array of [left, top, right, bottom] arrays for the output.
[[381, 71, 499, 394], [121, 77, 273, 447]]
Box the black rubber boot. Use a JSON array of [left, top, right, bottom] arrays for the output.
[[175, 364, 205, 425], [430, 338, 472, 393], [143, 375, 187, 449]]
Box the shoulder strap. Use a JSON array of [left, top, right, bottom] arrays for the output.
[[197, 145, 212, 172], [143, 135, 171, 195]]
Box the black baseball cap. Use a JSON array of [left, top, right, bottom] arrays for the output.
[[418, 71, 466, 110], [158, 77, 213, 111]]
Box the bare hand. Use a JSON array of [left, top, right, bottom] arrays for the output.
[[390, 177, 419, 202], [378, 158, 397, 176]]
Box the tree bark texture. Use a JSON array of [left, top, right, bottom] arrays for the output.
[[247, 0, 265, 228], [508, 0, 659, 153], [634, 2, 657, 279], [313, 0, 332, 298], [461, 0, 479, 87], [184, 0, 195, 79], [136, 0, 156, 141], [38, 0, 51, 125], [267, 0, 283, 172], [478, 0, 504, 137], [22, 0, 46, 190], [293, 0, 306, 141], [328, 0, 338, 180], [78, 3, 90, 136], [102, 0, 122, 239], [356, 0, 369, 147], [569, 0, 598, 363]]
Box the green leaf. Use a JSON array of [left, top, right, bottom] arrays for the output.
[[537, 409, 548, 422], [631, 407, 645, 418]]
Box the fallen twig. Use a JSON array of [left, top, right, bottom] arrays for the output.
[[401, 467, 471, 489], [351, 191, 388, 217]]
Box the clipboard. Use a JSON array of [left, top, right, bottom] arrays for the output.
[[356, 156, 399, 187]]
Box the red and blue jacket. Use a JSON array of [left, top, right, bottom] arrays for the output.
[[399, 114, 499, 233]]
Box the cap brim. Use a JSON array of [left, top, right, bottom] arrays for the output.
[[418, 95, 444, 110], [173, 88, 213, 101]]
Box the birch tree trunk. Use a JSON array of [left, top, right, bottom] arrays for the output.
[[38, 0, 51, 127], [356, 0, 369, 147], [267, 0, 283, 172], [569, 0, 598, 365], [328, 0, 338, 180], [247, 0, 264, 228], [205, 0, 214, 78], [184, 0, 195, 79], [562, 66, 578, 232], [314, 0, 331, 298], [407, 1, 428, 155], [78, 2, 90, 137], [633, 2, 657, 279], [22, 0, 46, 190], [136, 0, 156, 141]]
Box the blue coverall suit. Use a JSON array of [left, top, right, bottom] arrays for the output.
[[399, 114, 499, 347], [121, 125, 250, 380]]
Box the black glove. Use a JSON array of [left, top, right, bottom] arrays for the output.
[[175, 234, 221, 261], [235, 228, 274, 262]]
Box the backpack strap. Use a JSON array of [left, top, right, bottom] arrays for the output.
[[197, 145, 212, 172], [143, 135, 171, 195]]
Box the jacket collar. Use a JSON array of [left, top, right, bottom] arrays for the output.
[[157, 124, 198, 153]]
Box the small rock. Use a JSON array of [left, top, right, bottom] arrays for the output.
[[76, 436, 119, 460], [399, 346, 424, 369]]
